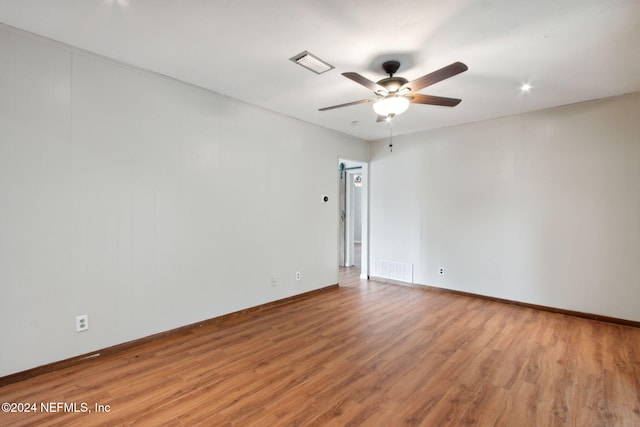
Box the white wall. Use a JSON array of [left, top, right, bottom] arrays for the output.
[[370, 92, 640, 322], [0, 25, 368, 376]]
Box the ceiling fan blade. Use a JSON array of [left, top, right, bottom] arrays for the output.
[[318, 98, 378, 111], [401, 62, 468, 93], [342, 72, 388, 95], [409, 93, 462, 107]]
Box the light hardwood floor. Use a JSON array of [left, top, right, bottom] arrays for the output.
[[1, 267, 639, 426]]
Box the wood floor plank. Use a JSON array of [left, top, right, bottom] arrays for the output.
[[1, 266, 639, 426], [457, 383, 509, 426], [501, 380, 540, 426]]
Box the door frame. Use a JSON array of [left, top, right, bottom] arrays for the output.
[[338, 158, 368, 279]]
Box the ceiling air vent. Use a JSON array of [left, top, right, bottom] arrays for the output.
[[290, 51, 334, 74]]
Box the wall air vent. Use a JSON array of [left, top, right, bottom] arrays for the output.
[[372, 260, 413, 283], [290, 51, 334, 74]]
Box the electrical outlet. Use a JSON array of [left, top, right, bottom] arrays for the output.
[[439, 267, 445, 275], [76, 314, 89, 332], [271, 277, 277, 287], [296, 272, 301, 281]]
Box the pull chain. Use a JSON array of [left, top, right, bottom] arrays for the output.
[[388, 118, 393, 152]]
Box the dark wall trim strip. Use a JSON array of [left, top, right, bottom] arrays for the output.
[[369, 275, 640, 329], [0, 284, 339, 388]]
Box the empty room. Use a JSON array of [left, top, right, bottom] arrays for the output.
[[1, 1, 639, 425]]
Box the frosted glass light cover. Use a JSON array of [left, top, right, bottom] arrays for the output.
[[373, 96, 410, 117]]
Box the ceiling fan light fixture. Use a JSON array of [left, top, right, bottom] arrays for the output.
[[373, 95, 410, 117], [290, 51, 334, 74]]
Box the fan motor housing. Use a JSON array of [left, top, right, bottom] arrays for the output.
[[377, 76, 408, 93]]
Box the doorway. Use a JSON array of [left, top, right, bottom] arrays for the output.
[[338, 159, 368, 279]]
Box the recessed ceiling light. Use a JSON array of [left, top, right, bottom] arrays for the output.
[[290, 51, 334, 75], [520, 83, 532, 93]]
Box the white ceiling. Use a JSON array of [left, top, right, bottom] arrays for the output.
[[1, 0, 639, 141]]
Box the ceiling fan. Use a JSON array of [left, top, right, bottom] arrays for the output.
[[319, 61, 468, 121]]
